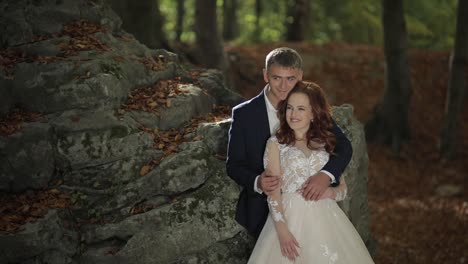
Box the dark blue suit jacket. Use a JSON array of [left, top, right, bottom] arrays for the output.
[[226, 90, 353, 237]]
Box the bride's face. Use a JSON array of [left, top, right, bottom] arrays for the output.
[[285, 92, 313, 135]]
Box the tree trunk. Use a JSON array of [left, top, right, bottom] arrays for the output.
[[285, 0, 311, 41], [254, 0, 263, 41], [194, 0, 229, 73], [106, 0, 169, 50], [365, 0, 412, 154], [175, 0, 185, 42], [223, 0, 239, 41], [440, 0, 468, 159]]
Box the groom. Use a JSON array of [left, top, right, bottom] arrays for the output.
[[226, 47, 353, 238]]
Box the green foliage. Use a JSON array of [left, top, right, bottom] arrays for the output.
[[315, 0, 382, 45], [235, 0, 289, 43], [406, 15, 434, 38], [158, 0, 458, 50], [160, 0, 196, 43], [404, 0, 457, 49]]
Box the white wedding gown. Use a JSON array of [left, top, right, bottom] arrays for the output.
[[248, 137, 374, 264]]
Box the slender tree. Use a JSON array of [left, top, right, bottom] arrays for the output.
[[194, 0, 229, 73], [440, 0, 468, 159], [285, 0, 312, 41], [223, 0, 239, 41], [175, 0, 185, 42], [365, 0, 412, 154], [254, 0, 263, 41]]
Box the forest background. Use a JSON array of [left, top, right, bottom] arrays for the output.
[[1, 0, 466, 263], [162, 0, 457, 49], [141, 0, 467, 263]]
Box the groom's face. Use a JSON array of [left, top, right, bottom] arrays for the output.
[[263, 64, 303, 105]]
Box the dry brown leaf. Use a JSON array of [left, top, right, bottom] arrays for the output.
[[147, 101, 157, 108], [139, 165, 152, 176], [113, 56, 124, 62]]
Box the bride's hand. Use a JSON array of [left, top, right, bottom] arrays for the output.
[[318, 188, 335, 200], [278, 228, 300, 261]]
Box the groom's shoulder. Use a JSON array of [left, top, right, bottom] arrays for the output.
[[233, 93, 264, 114]]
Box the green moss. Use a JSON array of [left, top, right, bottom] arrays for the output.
[[82, 132, 92, 147], [110, 125, 128, 139], [100, 61, 123, 79], [187, 199, 200, 216], [59, 136, 74, 155]]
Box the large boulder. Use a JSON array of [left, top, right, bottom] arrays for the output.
[[79, 156, 244, 263], [0, 0, 375, 263], [124, 85, 215, 130], [333, 104, 376, 251], [0, 210, 78, 264], [197, 69, 244, 107], [0, 0, 121, 47], [0, 122, 55, 192], [51, 110, 154, 171], [0, 76, 13, 115]]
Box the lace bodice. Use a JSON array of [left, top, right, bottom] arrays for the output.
[[263, 136, 347, 223], [264, 137, 330, 193]]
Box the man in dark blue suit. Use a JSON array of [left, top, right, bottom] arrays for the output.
[[226, 47, 353, 238]]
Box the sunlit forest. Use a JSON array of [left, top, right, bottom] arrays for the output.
[[158, 0, 457, 48], [136, 0, 468, 263], [0, 0, 466, 263]]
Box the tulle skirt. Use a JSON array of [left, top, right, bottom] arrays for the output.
[[248, 193, 374, 264]]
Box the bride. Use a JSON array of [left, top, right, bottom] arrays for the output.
[[248, 81, 374, 263]]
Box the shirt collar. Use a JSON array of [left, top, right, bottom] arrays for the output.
[[264, 86, 277, 112]]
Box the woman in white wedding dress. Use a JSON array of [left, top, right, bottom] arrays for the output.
[[248, 81, 374, 263]]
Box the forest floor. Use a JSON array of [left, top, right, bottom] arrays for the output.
[[226, 42, 467, 264]]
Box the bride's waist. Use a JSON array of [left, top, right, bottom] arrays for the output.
[[281, 191, 335, 203], [282, 189, 300, 194], [281, 191, 304, 198]]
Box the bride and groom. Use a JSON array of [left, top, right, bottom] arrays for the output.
[[226, 47, 374, 263]]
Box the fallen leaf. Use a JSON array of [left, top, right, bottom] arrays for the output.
[[147, 101, 158, 108], [139, 165, 152, 176], [113, 56, 124, 62]]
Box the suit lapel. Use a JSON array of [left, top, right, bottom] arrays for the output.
[[251, 90, 271, 138]]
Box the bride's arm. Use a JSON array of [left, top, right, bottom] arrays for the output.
[[320, 178, 347, 201], [264, 139, 300, 261]]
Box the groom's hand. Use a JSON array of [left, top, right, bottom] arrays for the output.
[[258, 171, 279, 195], [300, 172, 330, 200]]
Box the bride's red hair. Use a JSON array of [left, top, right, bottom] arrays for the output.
[[276, 81, 336, 154]]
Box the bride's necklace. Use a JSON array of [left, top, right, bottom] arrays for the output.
[[295, 137, 306, 141]]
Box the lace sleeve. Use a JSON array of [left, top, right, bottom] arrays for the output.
[[267, 196, 285, 222], [332, 178, 348, 201], [263, 138, 286, 223]]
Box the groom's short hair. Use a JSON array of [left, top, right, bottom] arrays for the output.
[[265, 47, 303, 72]]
